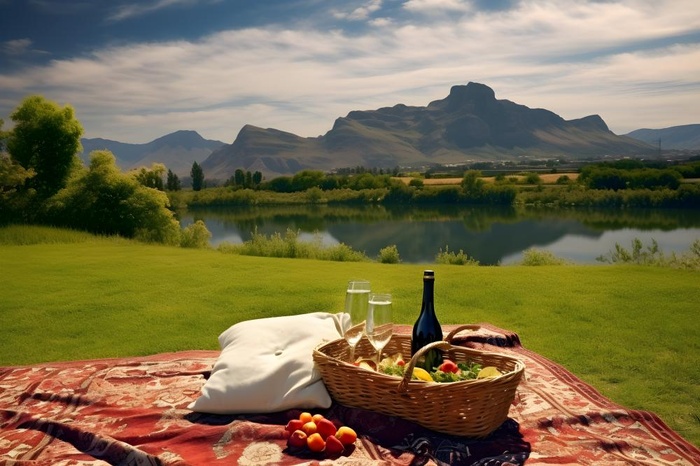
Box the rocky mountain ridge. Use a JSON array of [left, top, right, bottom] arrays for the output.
[[202, 82, 655, 180], [78, 83, 700, 182]]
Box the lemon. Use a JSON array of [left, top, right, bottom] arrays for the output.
[[477, 366, 502, 379], [412, 367, 434, 382]]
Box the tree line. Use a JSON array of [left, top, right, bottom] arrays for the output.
[[0, 95, 209, 246]]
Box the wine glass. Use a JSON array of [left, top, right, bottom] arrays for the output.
[[365, 293, 393, 365], [344, 280, 370, 362]]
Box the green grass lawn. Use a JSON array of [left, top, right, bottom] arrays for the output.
[[1, 226, 698, 447]]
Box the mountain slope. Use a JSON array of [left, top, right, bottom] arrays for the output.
[[202, 82, 654, 180], [80, 130, 225, 177], [625, 124, 700, 150]]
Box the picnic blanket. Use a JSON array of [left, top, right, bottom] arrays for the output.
[[1, 324, 698, 465]]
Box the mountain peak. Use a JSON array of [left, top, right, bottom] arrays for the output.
[[428, 81, 497, 112], [449, 82, 496, 101]]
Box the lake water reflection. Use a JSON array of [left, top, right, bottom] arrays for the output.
[[181, 205, 700, 265]]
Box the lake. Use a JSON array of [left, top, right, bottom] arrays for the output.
[[181, 205, 700, 265]]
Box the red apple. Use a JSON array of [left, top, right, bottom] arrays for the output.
[[285, 419, 304, 433], [287, 429, 307, 449], [325, 435, 345, 457], [316, 418, 337, 439]]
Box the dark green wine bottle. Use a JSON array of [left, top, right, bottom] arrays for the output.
[[411, 270, 443, 371]]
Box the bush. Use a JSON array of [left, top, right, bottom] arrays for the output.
[[218, 228, 368, 262], [377, 245, 401, 264], [435, 246, 479, 265], [596, 238, 700, 270], [306, 187, 324, 204], [46, 150, 181, 245], [519, 248, 570, 266], [180, 220, 211, 248]]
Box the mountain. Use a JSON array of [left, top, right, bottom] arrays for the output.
[[624, 124, 700, 150], [80, 130, 225, 177], [202, 82, 655, 180]]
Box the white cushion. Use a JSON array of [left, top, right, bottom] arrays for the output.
[[188, 312, 348, 414]]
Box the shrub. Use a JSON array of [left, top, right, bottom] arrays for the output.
[[435, 245, 479, 265], [46, 150, 181, 245], [306, 187, 324, 204], [180, 220, 212, 249], [596, 238, 700, 270], [377, 245, 401, 264], [217, 228, 368, 262], [519, 248, 570, 266]]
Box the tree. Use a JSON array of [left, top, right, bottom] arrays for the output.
[[7, 95, 84, 199], [191, 161, 204, 191], [291, 170, 325, 192], [252, 171, 263, 187], [461, 170, 485, 198], [234, 168, 245, 187], [166, 169, 181, 191], [132, 163, 165, 191], [0, 154, 36, 223], [47, 150, 180, 244]]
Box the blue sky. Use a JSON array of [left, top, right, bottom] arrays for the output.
[[1, 0, 699, 144]]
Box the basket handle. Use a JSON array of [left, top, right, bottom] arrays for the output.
[[443, 324, 481, 343], [397, 340, 454, 393]]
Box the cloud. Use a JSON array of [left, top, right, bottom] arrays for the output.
[[403, 0, 471, 13], [108, 0, 220, 21], [1, 39, 33, 55], [333, 0, 383, 21], [1, 0, 699, 142]]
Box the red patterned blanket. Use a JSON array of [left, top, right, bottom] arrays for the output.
[[1, 324, 698, 465]]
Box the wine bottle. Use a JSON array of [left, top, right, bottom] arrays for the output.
[[411, 270, 443, 371]]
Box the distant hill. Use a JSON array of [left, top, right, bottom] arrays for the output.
[[202, 82, 655, 180], [624, 124, 700, 150], [80, 130, 225, 177]]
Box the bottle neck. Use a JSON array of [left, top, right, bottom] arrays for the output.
[[421, 278, 435, 314]]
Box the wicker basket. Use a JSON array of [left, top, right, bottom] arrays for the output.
[[312, 325, 525, 437]]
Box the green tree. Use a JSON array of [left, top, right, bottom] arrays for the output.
[[7, 95, 84, 199], [461, 170, 485, 198], [0, 154, 36, 223], [166, 169, 181, 191], [234, 168, 245, 187], [252, 171, 263, 187], [47, 150, 180, 244], [191, 161, 204, 191], [132, 163, 165, 191], [291, 170, 325, 191]]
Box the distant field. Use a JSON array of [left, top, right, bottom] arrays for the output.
[[398, 173, 580, 185]]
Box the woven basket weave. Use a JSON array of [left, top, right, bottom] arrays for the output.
[[312, 325, 525, 437]]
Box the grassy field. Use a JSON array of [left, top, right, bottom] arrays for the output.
[[0, 226, 698, 447]]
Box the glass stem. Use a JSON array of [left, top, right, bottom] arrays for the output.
[[349, 345, 355, 363]]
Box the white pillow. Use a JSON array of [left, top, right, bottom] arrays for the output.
[[188, 312, 348, 414]]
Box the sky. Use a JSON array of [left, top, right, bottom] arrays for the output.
[[1, 0, 699, 144]]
